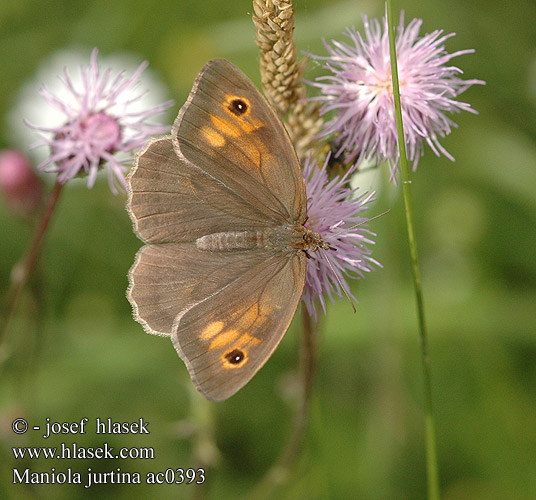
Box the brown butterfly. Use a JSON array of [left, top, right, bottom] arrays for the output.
[[127, 59, 328, 401]]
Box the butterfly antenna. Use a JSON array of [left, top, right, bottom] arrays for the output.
[[325, 209, 390, 241], [319, 248, 357, 314]]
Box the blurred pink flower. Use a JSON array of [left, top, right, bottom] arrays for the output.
[[0, 149, 42, 216]]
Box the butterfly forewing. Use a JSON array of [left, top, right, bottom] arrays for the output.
[[173, 59, 306, 224], [128, 137, 277, 244]]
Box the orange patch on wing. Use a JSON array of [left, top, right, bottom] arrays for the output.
[[235, 134, 271, 170], [209, 114, 242, 138], [238, 303, 259, 329], [200, 320, 225, 340], [200, 125, 225, 147], [206, 94, 272, 169], [209, 329, 240, 350], [228, 302, 273, 332], [237, 119, 263, 134], [236, 333, 261, 348]]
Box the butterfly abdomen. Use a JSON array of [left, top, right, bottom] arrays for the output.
[[196, 230, 269, 251]]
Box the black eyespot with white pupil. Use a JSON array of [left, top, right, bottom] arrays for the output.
[[225, 349, 245, 365], [229, 98, 248, 116]]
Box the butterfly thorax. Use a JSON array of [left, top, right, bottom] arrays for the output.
[[195, 224, 329, 255]]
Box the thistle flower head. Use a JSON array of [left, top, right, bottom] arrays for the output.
[[308, 13, 484, 180], [26, 48, 173, 192], [302, 155, 379, 319]]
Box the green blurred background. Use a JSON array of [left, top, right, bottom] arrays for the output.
[[1, 0, 535, 498]]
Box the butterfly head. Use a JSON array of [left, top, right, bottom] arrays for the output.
[[302, 228, 332, 253]]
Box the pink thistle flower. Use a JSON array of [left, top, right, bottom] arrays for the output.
[[26, 48, 173, 193], [302, 155, 379, 319], [308, 13, 485, 180]]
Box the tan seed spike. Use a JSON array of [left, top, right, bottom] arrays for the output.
[[252, 0, 324, 164], [253, 0, 301, 116]]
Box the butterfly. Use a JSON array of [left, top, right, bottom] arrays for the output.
[[127, 59, 328, 401]]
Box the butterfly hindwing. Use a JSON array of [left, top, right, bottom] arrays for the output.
[[171, 251, 306, 401], [128, 242, 273, 337]]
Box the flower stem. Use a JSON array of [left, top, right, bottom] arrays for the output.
[[0, 181, 64, 348], [187, 387, 220, 500], [244, 308, 317, 500], [385, 3, 441, 500]]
